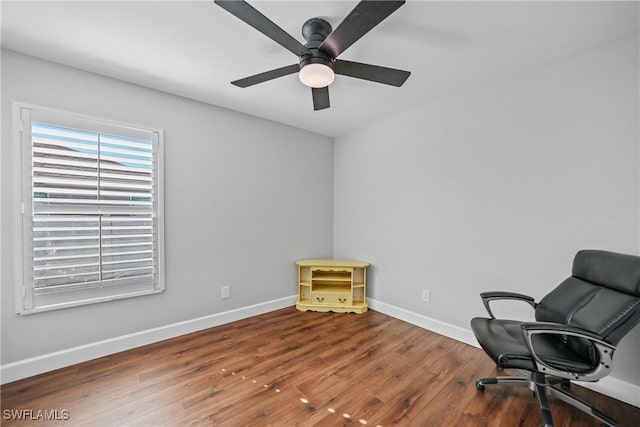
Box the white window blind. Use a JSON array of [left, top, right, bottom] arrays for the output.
[[19, 106, 164, 313]]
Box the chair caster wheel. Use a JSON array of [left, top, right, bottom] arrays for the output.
[[475, 381, 485, 391]]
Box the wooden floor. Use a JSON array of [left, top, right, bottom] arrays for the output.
[[2, 307, 639, 426]]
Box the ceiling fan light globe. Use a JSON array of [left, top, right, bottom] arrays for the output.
[[299, 63, 335, 88]]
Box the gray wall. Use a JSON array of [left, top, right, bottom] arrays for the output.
[[334, 35, 640, 386], [1, 49, 334, 364]]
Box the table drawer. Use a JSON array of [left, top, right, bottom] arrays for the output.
[[312, 292, 352, 306]]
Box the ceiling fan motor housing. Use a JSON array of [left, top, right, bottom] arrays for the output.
[[300, 17, 334, 70]]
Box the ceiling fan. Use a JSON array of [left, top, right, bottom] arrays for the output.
[[214, 0, 411, 111]]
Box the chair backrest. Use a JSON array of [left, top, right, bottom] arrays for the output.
[[535, 250, 640, 346]]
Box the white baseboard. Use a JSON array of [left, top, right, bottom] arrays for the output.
[[0, 295, 297, 385], [3, 294, 638, 409], [367, 298, 479, 348], [578, 375, 640, 408], [367, 297, 640, 408]]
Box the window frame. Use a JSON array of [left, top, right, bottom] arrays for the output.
[[15, 102, 165, 314]]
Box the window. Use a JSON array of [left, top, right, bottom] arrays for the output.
[[18, 105, 164, 314]]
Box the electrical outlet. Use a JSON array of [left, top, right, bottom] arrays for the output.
[[221, 286, 230, 299], [422, 289, 430, 303]]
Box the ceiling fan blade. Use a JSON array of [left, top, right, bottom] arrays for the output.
[[215, 0, 309, 57], [334, 60, 410, 87], [312, 87, 330, 111], [231, 64, 299, 88], [319, 0, 405, 58]]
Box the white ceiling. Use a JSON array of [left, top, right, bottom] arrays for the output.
[[2, 1, 638, 137]]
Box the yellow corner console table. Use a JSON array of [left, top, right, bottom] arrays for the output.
[[296, 259, 369, 314]]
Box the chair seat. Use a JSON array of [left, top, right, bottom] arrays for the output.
[[470, 317, 595, 373]]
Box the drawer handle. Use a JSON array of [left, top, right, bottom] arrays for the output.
[[316, 297, 325, 302], [338, 298, 347, 303]]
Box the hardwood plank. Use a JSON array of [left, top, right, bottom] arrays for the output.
[[2, 307, 639, 426]]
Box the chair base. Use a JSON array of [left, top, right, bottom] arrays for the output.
[[475, 371, 618, 427]]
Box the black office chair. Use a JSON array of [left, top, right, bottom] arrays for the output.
[[470, 250, 640, 427]]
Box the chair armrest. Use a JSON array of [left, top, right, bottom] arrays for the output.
[[520, 322, 616, 382], [480, 291, 536, 319]]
